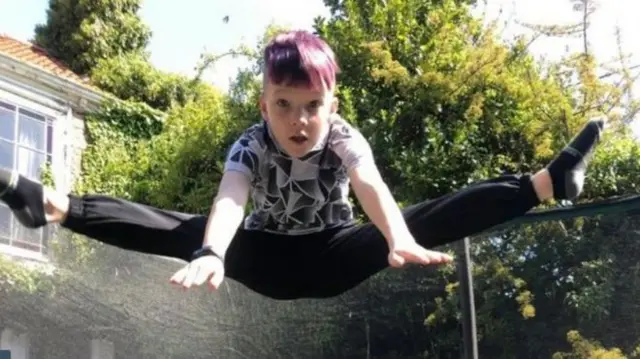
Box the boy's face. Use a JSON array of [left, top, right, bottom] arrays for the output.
[[260, 82, 338, 158]]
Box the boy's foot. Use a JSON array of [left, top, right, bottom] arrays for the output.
[[0, 168, 46, 228], [546, 117, 606, 200]]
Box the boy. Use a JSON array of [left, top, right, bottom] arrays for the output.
[[0, 30, 604, 300]]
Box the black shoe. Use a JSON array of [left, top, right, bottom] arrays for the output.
[[0, 168, 47, 228], [546, 117, 606, 200]]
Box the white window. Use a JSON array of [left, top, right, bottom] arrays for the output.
[[0, 99, 53, 256], [91, 339, 114, 359], [1, 328, 30, 359]]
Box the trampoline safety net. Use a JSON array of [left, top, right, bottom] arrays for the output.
[[1, 195, 640, 359]]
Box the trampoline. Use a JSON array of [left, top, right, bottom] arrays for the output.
[[0, 193, 639, 358]]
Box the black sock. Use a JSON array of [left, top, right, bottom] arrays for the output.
[[0, 168, 47, 228], [546, 118, 605, 200]]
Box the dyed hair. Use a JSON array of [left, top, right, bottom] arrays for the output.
[[263, 30, 340, 91]]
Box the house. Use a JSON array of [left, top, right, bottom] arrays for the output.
[[0, 34, 114, 359], [0, 34, 292, 359], [0, 34, 252, 359]]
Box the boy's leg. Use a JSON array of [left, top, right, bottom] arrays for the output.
[[0, 171, 313, 299], [0, 167, 208, 260], [59, 194, 325, 299], [302, 118, 605, 298], [60, 194, 208, 261], [0, 168, 217, 263], [303, 173, 539, 298]]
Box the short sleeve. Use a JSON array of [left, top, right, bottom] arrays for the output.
[[223, 131, 264, 182], [331, 123, 376, 171]]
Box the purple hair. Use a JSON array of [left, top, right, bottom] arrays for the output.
[[263, 30, 340, 90]]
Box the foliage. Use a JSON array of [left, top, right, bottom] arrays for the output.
[[0, 255, 55, 295], [0, 164, 57, 295], [552, 330, 639, 359], [315, 0, 573, 205], [308, 0, 640, 358], [90, 53, 214, 112], [33, 0, 151, 75], [3, 0, 640, 357], [76, 87, 236, 207]]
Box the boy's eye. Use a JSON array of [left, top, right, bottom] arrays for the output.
[[276, 99, 289, 107], [308, 100, 321, 109]]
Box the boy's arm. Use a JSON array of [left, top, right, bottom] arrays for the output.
[[202, 170, 251, 258], [334, 123, 451, 267], [348, 163, 413, 249], [334, 124, 412, 249]]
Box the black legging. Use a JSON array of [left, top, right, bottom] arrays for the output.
[[60, 173, 540, 300]]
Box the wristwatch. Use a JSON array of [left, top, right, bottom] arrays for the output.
[[190, 245, 224, 262]]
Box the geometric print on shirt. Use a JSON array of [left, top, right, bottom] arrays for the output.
[[224, 115, 373, 235]]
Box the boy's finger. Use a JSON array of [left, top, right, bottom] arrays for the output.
[[388, 252, 406, 267], [182, 266, 200, 288], [435, 251, 453, 262], [395, 248, 429, 264], [209, 270, 225, 290], [193, 267, 212, 286], [169, 266, 187, 284]]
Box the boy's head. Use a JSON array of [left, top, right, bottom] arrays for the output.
[[259, 30, 340, 158]]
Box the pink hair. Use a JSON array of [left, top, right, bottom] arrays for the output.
[[263, 30, 340, 90]]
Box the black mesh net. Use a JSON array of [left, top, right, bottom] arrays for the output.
[[1, 196, 640, 358]]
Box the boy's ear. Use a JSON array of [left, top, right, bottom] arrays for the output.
[[330, 97, 339, 114], [259, 94, 269, 120]]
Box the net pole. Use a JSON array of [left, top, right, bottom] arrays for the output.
[[457, 237, 478, 359]]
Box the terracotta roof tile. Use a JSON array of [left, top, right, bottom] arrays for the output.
[[0, 34, 91, 87]]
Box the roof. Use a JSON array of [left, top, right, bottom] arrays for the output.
[[0, 34, 90, 87]]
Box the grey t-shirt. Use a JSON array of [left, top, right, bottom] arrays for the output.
[[224, 115, 375, 235]]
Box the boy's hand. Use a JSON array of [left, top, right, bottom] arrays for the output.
[[388, 240, 453, 268], [170, 256, 225, 291], [347, 164, 454, 269]]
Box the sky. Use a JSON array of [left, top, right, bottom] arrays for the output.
[[0, 0, 639, 115], [0, 0, 330, 90]]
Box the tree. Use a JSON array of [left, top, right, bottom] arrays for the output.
[[34, 0, 151, 75], [571, 0, 597, 55], [14, 0, 640, 357], [307, 0, 640, 357], [315, 0, 574, 204], [90, 53, 211, 112], [552, 330, 637, 359]]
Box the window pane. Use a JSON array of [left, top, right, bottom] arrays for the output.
[[12, 221, 42, 252], [41, 226, 51, 255], [0, 101, 15, 111], [18, 108, 45, 122], [16, 146, 45, 180], [0, 205, 11, 244], [0, 139, 14, 170], [18, 115, 45, 151], [0, 107, 15, 141], [47, 123, 53, 154]]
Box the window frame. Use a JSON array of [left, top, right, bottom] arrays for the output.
[[0, 97, 57, 260]]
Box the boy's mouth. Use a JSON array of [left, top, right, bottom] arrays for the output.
[[289, 135, 308, 144]]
